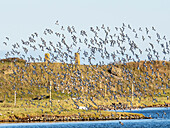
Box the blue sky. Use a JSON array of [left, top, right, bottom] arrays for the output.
[[0, 0, 170, 63]]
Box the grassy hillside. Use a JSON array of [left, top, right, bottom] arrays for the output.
[[0, 60, 169, 120], [0, 60, 169, 102]]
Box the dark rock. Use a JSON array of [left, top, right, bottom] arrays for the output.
[[32, 97, 39, 100], [45, 95, 50, 99]]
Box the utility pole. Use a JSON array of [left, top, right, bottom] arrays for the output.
[[50, 81, 52, 107], [45, 53, 50, 86], [105, 79, 107, 97], [100, 81, 101, 89], [14, 91, 16, 107], [132, 83, 134, 103]]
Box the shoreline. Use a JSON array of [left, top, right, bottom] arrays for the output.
[[0, 115, 151, 124], [0, 107, 162, 123], [0, 105, 169, 123], [0, 106, 169, 124], [95, 103, 170, 111]]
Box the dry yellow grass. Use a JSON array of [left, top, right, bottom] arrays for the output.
[[0, 60, 169, 120]]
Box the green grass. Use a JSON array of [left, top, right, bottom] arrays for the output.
[[0, 99, 145, 121]]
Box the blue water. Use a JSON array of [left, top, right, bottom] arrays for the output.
[[0, 107, 169, 128]]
